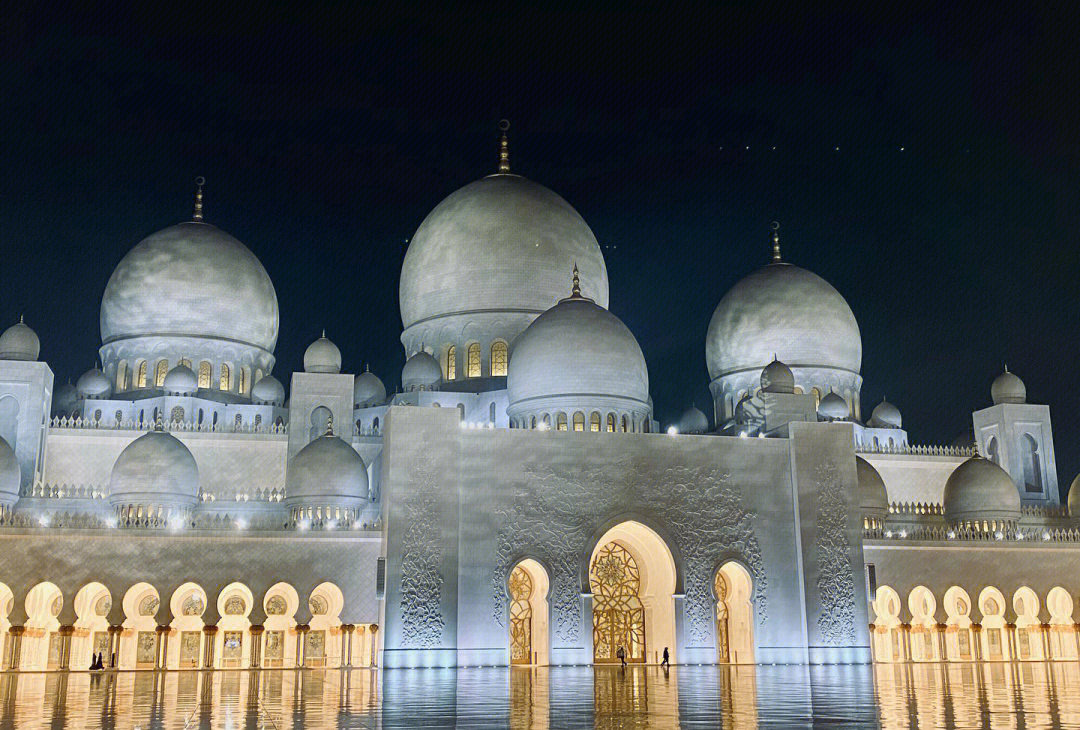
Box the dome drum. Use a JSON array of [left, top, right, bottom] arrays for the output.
[[507, 395, 651, 432]]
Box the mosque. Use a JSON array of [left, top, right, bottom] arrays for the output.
[[1, 128, 1078, 674]]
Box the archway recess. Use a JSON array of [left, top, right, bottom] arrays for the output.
[[588, 521, 677, 664], [508, 559, 550, 666], [715, 561, 755, 664]]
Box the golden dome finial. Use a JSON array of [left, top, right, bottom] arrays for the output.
[[498, 120, 510, 174], [571, 262, 582, 298], [193, 176, 206, 221], [771, 221, 781, 263], [325, 412, 334, 437]]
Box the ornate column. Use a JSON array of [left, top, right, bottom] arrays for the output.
[[107, 625, 123, 668], [355, 625, 366, 667], [156, 626, 171, 669], [341, 624, 354, 667], [249, 625, 264, 668], [7, 626, 25, 670], [57, 625, 75, 670], [368, 624, 378, 667], [1006, 622, 1017, 660], [202, 625, 218, 669], [296, 624, 309, 668], [900, 623, 911, 661], [936, 623, 948, 661], [972, 624, 983, 661]]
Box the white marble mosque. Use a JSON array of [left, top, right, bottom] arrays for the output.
[[1, 129, 1078, 675]]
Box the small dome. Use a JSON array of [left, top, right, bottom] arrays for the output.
[[991, 368, 1026, 405], [286, 433, 369, 505], [304, 333, 342, 374], [818, 392, 849, 420], [0, 317, 40, 361], [868, 399, 902, 429], [943, 454, 1021, 527], [162, 364, 198, 395], [402, 350, 442, 391], [0, 435, 20, 503], [52, 381, 78, 416], [1068, 474, 1080, 517], [856, 456, 889, 519], [760, 359, 795, 394], [251, 374, 285, 405], [77, 367, 112, 400], [109, 430, 199, 506], [354, 367, 387, 408], [677, 406, 709, 434], [507, 291, 648, 415]]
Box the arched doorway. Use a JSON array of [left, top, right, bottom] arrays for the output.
[[508, 559, 549, 666], [588, 521, 677, 664], [714, 562, 755, 663]]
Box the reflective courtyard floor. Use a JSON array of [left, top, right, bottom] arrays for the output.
[[2, 661, 1080, 728]]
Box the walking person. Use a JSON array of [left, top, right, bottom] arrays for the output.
[[617, 645, 627, 668], [661, 647, 669, 668]]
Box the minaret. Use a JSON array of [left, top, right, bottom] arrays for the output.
[[497, 120, 510, 174], [192, 176, 205, 221]]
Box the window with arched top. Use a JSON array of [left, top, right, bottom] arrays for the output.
[[987, 436, 1000, 464], [810, 387, 822, 408], [154, 360, 169, 387], [490, 342, 508, 377], [621, 415, 628, 432], [607, 413, 616, 432], [116, 361, 128, 390], [573, 412, 585, 432], [219, 363, 231, 391], [1022, 433, 1042, 493], [556, 413, 568, 431], [530, 415, 537, 429], [197, 362, 211, 388], [467, 343, 481, 378], [489, 402, 496, 422], [238, 367, 248, 395], [136, 361, 148, 388], [445, 345, 456, 380], [590, 412, 601, 432]]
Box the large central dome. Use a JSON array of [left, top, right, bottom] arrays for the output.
[[101, 222, 279, 352], [399, 174, 609, 348]]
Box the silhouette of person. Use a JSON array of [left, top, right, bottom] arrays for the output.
[[617, 645, 627, 668], [661, 647, 669, 667]]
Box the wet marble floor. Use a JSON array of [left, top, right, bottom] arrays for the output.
[[1, 661, 1079, 728]]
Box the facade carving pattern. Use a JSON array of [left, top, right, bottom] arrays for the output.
[[493, 456, 767, 647], [814, 461, 857, 646], [398, 457, 445, 648]]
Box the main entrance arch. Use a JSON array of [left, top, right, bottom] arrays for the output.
[[588, 521, 677, 664]]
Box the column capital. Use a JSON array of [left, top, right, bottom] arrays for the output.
[[108, 625, 124, 635], [8, 626, 25, 636], [156, 625, 172, 634], [296, 624, 310, 633], [202, 625, 219, 634], [368, 624, 378, 634], [342, 624, 355, 633], [249, 624, 265, 634], [57, 625, 76, 636]]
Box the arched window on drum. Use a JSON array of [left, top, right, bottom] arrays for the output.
[[490, 341, 508, 377]]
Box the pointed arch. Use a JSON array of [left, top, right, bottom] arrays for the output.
[[262, 582, 300, 667], [871, 585, 905, 662], [490, 341, 508, 377], [714, 561, 755, 663]]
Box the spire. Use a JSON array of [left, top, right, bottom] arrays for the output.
[[770, 221, 782, 263], [192, 176, 205, 221], [571, 263, 582, 298], [325, 412, 334, 437], [153, 410, 164, 432], [321, 329, 327, 339], [497, 120, 510, 174]]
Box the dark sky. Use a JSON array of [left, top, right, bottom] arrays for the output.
[[3, 5, 1079, 493]]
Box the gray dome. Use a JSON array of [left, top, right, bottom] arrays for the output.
[[251, 374, 285, 405], [0, 318, 39, 361], [52, 381, 78, 416], [507, 294, 649, 414], [856, 456, 889, 519], [402, 350, 442, 391], [303, 333, 341, 374], [286, 434, 368, 505], [1069, 473, 1080, 517], [400, 174, 609, 333], [818, 392, 849, 420], [677, 406, 709, 434], [706, 264, 861, 381], [109, 430, 199, 505], [162, 364, 198, 395], [868, 399, 902, 428], [354, 367, 387, 408], [77, 367, 112, 400], [943, 455, 1021, 527], [991, 369, 1026, 405], [101, 222, 279, 353], [0, 435, 20, 503], [760, 358, 795, 394]]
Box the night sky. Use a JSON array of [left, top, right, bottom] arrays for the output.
[[3, 6, 1079, 494]]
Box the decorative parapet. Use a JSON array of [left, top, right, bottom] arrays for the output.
[[198, 488, 285, 503], [888, 501, 944, 516], [856, 443, 973, 457], [49, 416, 290, 435], [21, 482, 107, 499], [865, 523, 1080, 543]]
